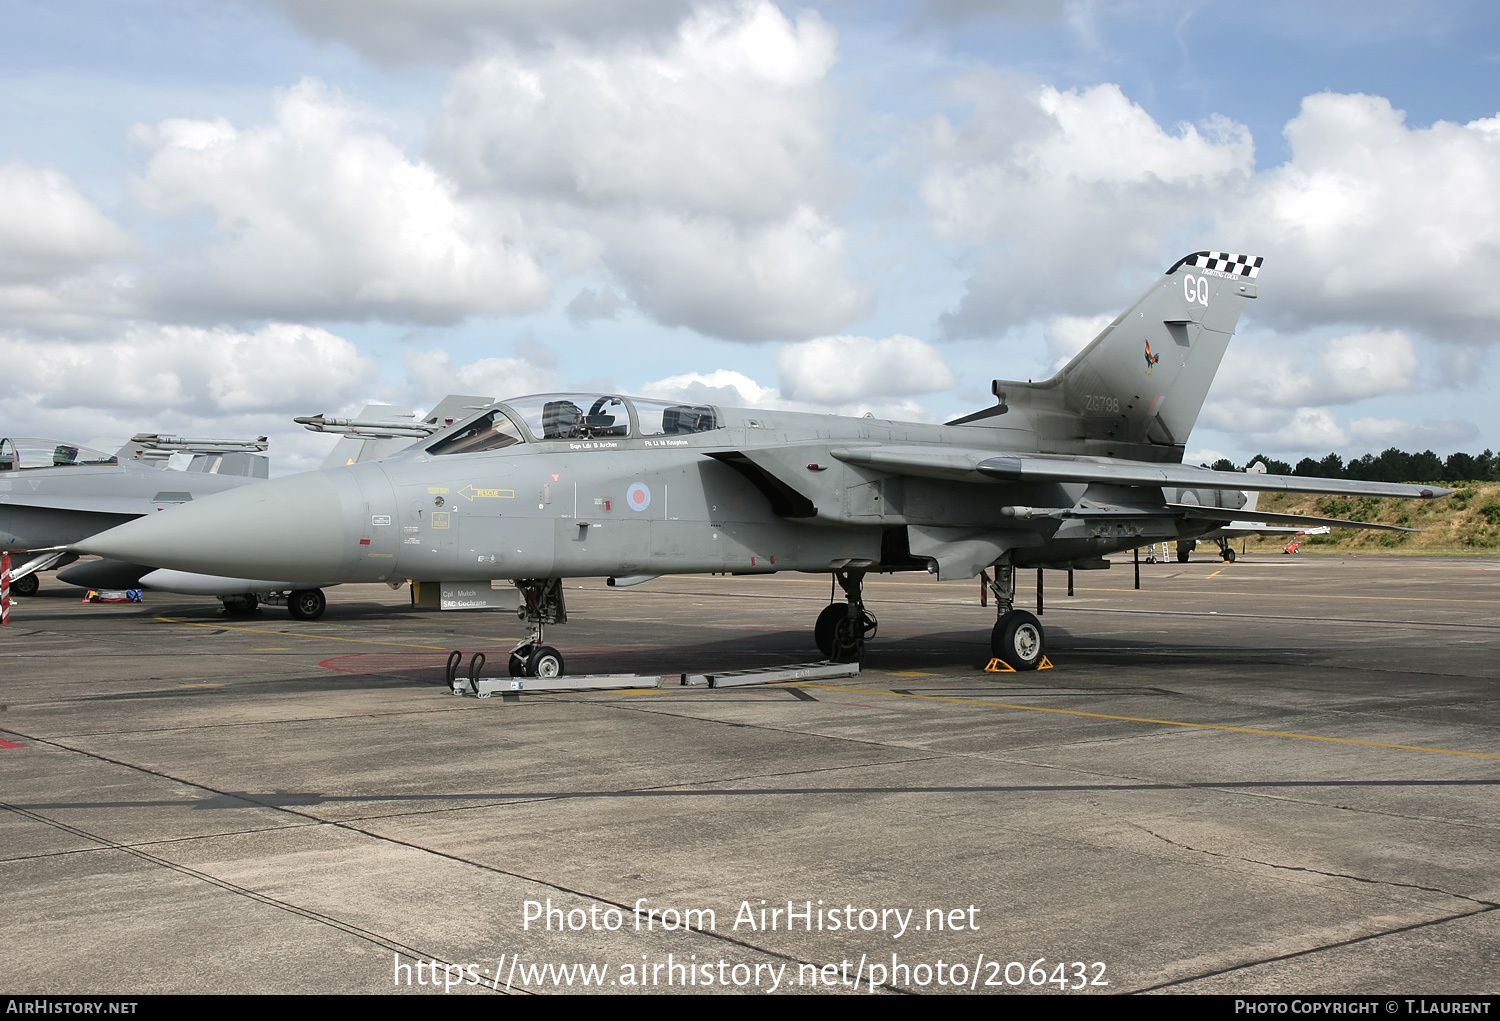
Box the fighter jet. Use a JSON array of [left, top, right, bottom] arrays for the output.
[[0, 433, 267, 597], [77, 252, 1450, 671]]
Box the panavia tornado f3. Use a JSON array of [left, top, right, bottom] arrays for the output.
[[78, 252, 1448, 674]]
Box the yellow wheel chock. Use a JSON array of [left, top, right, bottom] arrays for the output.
[[984, 656, 1055, 673]]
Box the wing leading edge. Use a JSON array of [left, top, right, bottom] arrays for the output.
[[831, 446, 1450, 501]]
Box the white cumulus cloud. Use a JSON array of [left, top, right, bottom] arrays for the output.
[[402, 348, 559, 406], [776, 334, 956, 403], [638, 366, 934, 421], [0, 323, 377, 416], [0, 163, 137, 280], [132, 78, 550, 324], [258, 0, 698, 65], [431, 1, 865, 340], [1223, 93, 1500, 340], [0, 163, 140, 332], [923, 76, 1254, 336]]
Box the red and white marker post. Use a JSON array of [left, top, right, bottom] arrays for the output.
[[1, 552, 11, 626]]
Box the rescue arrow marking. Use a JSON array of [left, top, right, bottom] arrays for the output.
[[459, 485, 515, 502]]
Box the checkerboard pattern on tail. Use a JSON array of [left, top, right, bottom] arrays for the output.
[[1186, 252, 1262, 277]]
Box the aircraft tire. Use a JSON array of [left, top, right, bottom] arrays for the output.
[[1222, 548, 1237, 563], [287, 588, 326, 621], [813, 604, 844, 657], [991, 610, 1044, 670], [11, 574, 40, 597], [1176, 548, 1190, 563], [508, 648, 531, 677], [529, 646, 564, 678]]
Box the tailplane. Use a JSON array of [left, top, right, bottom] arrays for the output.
[[954, 251, 1261, 463]]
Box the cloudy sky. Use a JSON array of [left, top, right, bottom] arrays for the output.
[[4, 0, 1500, 472]]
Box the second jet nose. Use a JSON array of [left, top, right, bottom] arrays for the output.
[[78, 467, 382, 583]]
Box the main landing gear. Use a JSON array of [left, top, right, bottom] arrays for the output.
[[984, 565, 1045, 670], [11, 573, 40, 597], [287, 588, 327, 620], [510, 578, 566, 678], [813, 569, 878, 663], [225, 589, 325, 620], [1215, 538, 1237, 563]]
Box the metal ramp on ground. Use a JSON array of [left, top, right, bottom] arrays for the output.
[[682, 660, 860, 688]]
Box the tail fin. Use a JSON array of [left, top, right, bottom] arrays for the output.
[[962, 251, 1261, 463]]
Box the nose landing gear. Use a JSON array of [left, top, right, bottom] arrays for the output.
[[509, 578, 568, 678]]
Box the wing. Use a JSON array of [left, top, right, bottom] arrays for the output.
[[831, 446, 1450, 500], [1169, 505, 1415, 533]]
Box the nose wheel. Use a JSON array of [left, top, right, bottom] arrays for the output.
[[508, 644, 565, 678]]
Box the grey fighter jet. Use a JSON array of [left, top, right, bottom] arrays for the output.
[[77, 252, 1450, 672]]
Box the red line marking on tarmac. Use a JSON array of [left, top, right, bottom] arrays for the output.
[[0, 739, 25, 749]]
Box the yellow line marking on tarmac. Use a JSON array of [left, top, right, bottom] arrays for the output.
[[251, 648, 289, 652], [155, 617, 449, 651], [1022, 588, 1494, 604], [890, 671, 939, 677], [800, 684, 1500, 760], [1206, 568, 1226, 578]]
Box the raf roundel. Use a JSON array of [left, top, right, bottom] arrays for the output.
[[626, 482, 651, 512]]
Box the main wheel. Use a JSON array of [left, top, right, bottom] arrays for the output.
[[528, 646, 564, 678], [11, 574, 40, 597], [1176, 546, 1190, 564], [1222, 548, 1237, 563], [991, 610, 1045, 670], [287, 588, 326, 621], [813, 603, 845, 657]]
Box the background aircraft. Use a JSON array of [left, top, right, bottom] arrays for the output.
[[78, 252, 1450, 671], [0, 433, 267, 596], [1, 397, 486, 617]]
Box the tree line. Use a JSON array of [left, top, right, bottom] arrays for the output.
[[1209, 448, 1500, 484]]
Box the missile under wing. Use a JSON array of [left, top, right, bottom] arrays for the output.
[[78, 252, 1450, 672]]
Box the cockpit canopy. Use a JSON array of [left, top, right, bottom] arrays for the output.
[[426, 394, 719, 455], [0, 437, 118, 471]]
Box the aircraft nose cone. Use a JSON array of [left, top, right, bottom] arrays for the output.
[[78, 469, 357, 583]]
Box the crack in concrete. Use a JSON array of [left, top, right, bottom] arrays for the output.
[[1133, 822, 1499, 907]]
